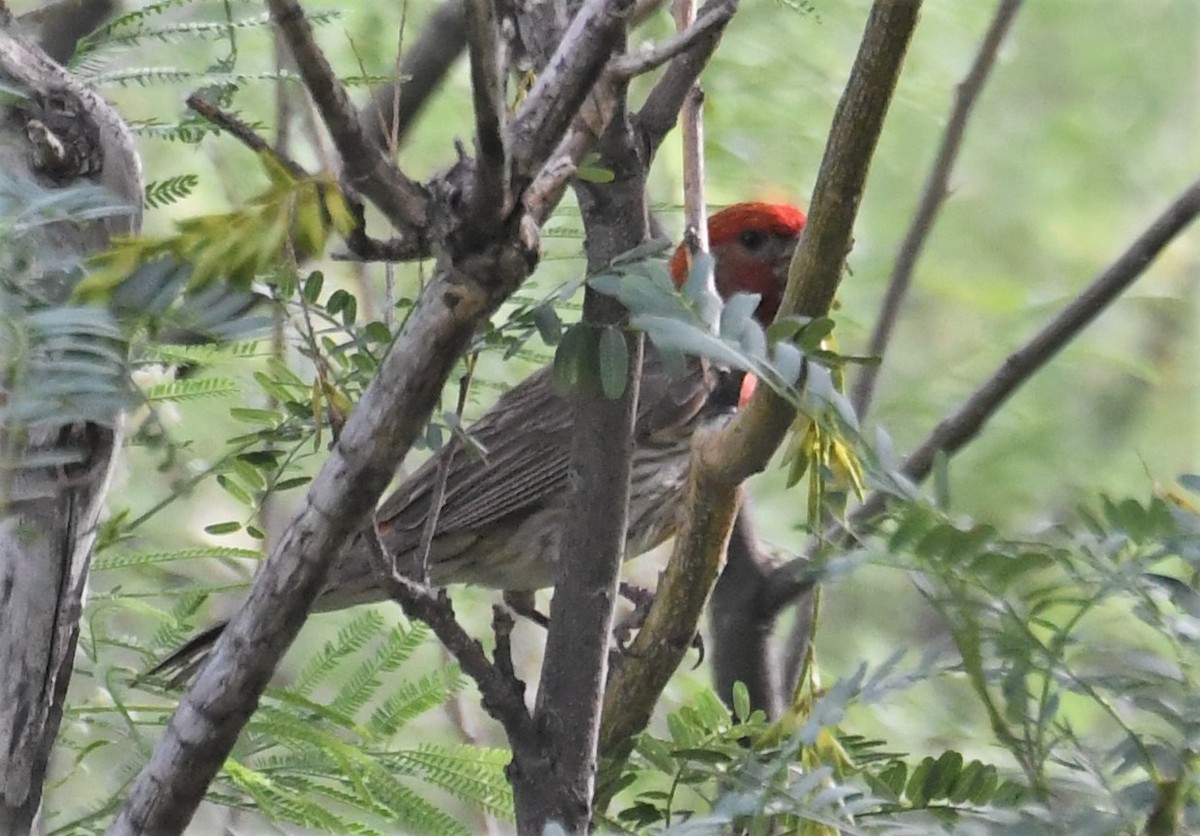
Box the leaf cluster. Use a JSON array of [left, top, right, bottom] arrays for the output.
[[57, 611, 514, 834]]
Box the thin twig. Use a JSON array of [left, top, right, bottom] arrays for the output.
[[611, 0, 735, 80], [849, 173, 1200, 527], [635, 0, 738, 158], [336, 228, 429, 262], [272, 30, 295, 154], [361, 527, 534, 742], [523, 152, 579, 224], [361, 0, 460, 153], [673, 0, 708, 253], [851, 0, 1023, 419], [414, 354, 477, 584], [388, 2, 409, 154], [267, 0, 429, 231], [185, 93, 307, 179]]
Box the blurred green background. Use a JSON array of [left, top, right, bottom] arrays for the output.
[[27, 0, 1199, 830]]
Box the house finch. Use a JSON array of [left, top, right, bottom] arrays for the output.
[[155, 202, 806, 677]]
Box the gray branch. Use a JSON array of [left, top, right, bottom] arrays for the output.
[[267, 0, 430, 233], [521, 92, 651, 833], [359, 0, 467, 151], [0, 25, 142, 833], [509, 0, 635, 188], [853, 173, 1200, 526], [465, 0, 512, 230], [635, 0, 738, 157], [110, 211, 541, 833]]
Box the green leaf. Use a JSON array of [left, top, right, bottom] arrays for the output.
[[217, 474, 253, 505], [905, 756, 934, 806], [772, 341, 805, 386], [878, 760, 907, 798], [718, 291, 761, 340], [327, 288, 351, 315], [589, 268, 691, 320], [553, 323, 592, 395], [924, 750, 964, 801], [732, 681, 751, 723], [205, 520, 242, 535], [302, 270, 324, 302], [275, 476, 312, 491], [364, 321, 392, 344], [229, 407, 281, 426], [576, 152, 615, 183], [532, 303, 563, 346], [598, 325, 628, 399], [796, 316, 836, 350]]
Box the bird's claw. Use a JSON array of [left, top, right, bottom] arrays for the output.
[[614, 582, 705, 667]]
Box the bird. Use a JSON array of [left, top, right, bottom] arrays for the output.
[[151, 201, 806, 681]]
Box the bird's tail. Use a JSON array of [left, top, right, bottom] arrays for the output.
[[143, 621, 228, 687]]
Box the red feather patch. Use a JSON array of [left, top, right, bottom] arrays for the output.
[[669, 202, 806, 287]]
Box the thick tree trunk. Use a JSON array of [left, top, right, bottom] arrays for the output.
[[0, 27, 142, 833]]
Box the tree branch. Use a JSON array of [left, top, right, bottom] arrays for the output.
[[519, 0, 738, 226], [599, 0, 923, 757], [359, 0, 467, 152], [363, 527, 534, 746], [609, 0, 736, 81], [850, 172, 1200, 526], [509, 0, 635, 189], [186, 93, 308, 179], [519, 76, 651, 834], [710, 510, 815, 719], [673, 0, 708, 248], [111, 217, 541, 834], [267, 0, 430, 233], [465, 0, 512, 231], [0, 27, 142, 832], [15, 0, 115, 64], [851, 0, 1023, 419], [635, 0, 737, 158]]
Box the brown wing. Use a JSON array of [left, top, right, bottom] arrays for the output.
[[377, 351, 713, 547], [374, 365, 574, 547], [318, 348, 714, 607]]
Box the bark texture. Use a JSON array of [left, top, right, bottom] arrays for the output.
[[0, 27, 142, 834]]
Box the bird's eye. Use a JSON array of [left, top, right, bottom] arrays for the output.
[[739, 229, 766, 250]]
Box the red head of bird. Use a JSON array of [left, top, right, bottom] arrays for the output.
[[669, 201, 806, 324]]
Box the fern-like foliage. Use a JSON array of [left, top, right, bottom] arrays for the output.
[[0, 176, 136, 450], [57, 610, 514, 834], [143, 174, 198, 209]]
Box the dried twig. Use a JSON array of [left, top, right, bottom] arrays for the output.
[[673, 0, 708, 252], [414, 356, 477, 584], [361, 0, 466, 152]]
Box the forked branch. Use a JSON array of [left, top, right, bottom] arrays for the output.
[[599, 0, 925, 756]]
